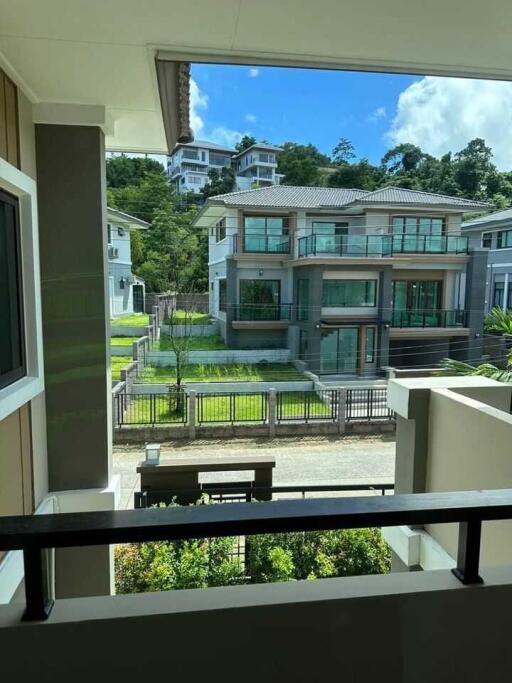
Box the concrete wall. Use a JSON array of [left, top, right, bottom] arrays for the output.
[[160, 322, 218, 337], [132, 380, 313, 394], [2, 567, 512, 681], [146, 349, 291, 365]]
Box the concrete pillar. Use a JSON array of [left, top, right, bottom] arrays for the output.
[[225, 257, 237, 347], [337, 388, 347, 434], [188, 390, 196, 440], [465, 248, 488, 363], [268, 389, 276, 438], [504, 273, 509, 313], [377, 266, 393, 370], [35, 124, 112, 598]]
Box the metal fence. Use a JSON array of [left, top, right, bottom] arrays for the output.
[[345, 388, 393, 422], [115, 391, 188, 426], [197, 392, 268, 424], [276, 389, 337, 422]]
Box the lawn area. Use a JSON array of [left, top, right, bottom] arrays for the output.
[[112, 356, 133, 380], [138, 362, 304, 384], [111, 336, 139, 347], [165, 310, 212, 325], [123, 390, 330, 424], [154, 334, 227, 351], [112, 313, 149, 327]]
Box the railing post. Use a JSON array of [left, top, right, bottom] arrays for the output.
[[337, 388, 347, 434], [452, 520, 484, 585], [268, 388, 276, 438], [188, 390, 196, 440], [22, 547, 54, 622]]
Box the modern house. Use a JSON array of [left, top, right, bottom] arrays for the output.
[[462, 207, 512, 313], [107, 208, 149, 317], [199, 184, 490, 375], [167, 140, 283, 193]]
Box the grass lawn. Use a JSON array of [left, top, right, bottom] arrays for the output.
[[154, 334, 227, 351], [111, 336, 139, 347], [112, 356, 133, 380], [138, 362, 304, 384], [111, 313, 149, 327], [164, 310, 212, 325], [123, 390, 330, 424]]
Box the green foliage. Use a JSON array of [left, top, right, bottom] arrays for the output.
[[278, 142, 330, 186], [332, 137, 356, 164], [235, 135, 257, 152], [328, 159, 385, 190], [484, 307, 512, 335], [106, 155, 166, 189], [201, 166, 236, 199]]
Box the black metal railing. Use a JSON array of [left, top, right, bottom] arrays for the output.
[[391, 309, 469, 328], [346, 387, 393, 422], [276, 389, 338, 422], [115, 392, 188, 427], [197, 392, 268, 424], [233, 303, 293, 321], [243, 235, 290, 253], [298, 234, 469, 257], [4, 488, 512, 621]]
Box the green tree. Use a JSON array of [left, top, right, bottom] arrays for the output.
[[381, 143, 425, 173], [454, 138, 495, 199], [201, 166, 235, 199], [235, 135, 257, 152], [278, 142, 330, 186], [328, 159, 384, 190], [332, 137, 356, 164], [106, 155, 166, 188]]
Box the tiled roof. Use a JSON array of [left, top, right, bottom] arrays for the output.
[[173, 139, 236, 153], [210, 185, 368, 208], [209, 184, 490, 211], [462, 207, 512, 228], [232, 143, 283, 158]]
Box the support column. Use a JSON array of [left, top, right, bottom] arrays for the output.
[[225, 257, 238, 347], [465, 248, 488, 363], [377, 266, 393, 370], [36, 124, 112, 598]]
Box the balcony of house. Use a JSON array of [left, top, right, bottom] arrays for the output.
[[231, 302, 293, 329], [297, 233, 469, 259], [390, 308, 470, 337], [234, 216, 291, 258]]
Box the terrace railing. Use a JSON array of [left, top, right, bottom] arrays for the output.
[[197, 392, 268, 424], [243, 235, 290, 253], [298, 233, 469, 257], [345, 387, 393, 422], [4, 488, 511, 620], [233, 303, 293, 321], [391, 309, 469, 328]]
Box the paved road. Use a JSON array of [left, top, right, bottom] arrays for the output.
[[114, 434, 396, 509]]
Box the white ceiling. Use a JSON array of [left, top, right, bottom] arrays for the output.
[[1, 0, 512, 152]]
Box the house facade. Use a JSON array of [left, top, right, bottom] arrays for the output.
[[107, 208, 148, 317], [199, 185, 489, 376], [167, 140, 283, 194], [462, 208, 512, 313]]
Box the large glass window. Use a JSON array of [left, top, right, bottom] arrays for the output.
[[297, 279, 309, 321], [239, 279, 281, 320], [392, 280, 442, 326], [218, 279, 227, 312], [322, 279, 376, 307], [493, 281, 504, 308], [392, 216, 444, 252], [497, 230, 512, 249], [0, 189, 25, 390], [243, 216, 289, 253], [311, 221, 349, 253], [320, 327, 359, 374], [215, 218, 226, 242]]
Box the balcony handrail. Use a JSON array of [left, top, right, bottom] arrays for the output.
[[3, 488, 512, 621], [391, 309, 468, 328], [233, 302, 293, 321], [297, 233, 469, 257]]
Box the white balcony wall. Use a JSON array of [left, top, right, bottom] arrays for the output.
[[109, 223, 132, 264]]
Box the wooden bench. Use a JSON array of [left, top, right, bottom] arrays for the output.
[[137, 455, 276, 503]]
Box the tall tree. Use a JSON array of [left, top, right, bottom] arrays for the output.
[[332, 138, 356, 164], [235, 135, 257, 152], [454, 138, 495, 199], [278, 142, 330, 186], [201, 167, 236, 199]]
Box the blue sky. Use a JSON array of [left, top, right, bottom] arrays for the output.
[[190, 65, 512, 170]]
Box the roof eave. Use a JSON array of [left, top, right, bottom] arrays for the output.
[[155, 58, 194, 154]]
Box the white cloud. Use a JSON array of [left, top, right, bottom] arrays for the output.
[[245, 113, 257, 124], [189, 79, 207, 137], [189, 79, 249, 149], [248, 68, 260, 78], [387, 76, 512, 170], [208, 126, 245, 148], [367, 106, 387, 123]]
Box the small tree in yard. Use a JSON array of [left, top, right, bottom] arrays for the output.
[[164, 299, 195, 415]]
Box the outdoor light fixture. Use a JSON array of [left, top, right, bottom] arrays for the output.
[[145, 443, 161, 465], [119, 277, 126, 289], [259, 269, 264, 276]]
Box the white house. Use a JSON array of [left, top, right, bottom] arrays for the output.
[[107, 208, 149, 317]]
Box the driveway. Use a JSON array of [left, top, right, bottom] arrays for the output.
[[114, 434, 395, 509]]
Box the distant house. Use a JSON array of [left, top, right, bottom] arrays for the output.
[[462, 207, 512, 313], [107, 208, 149, 317]]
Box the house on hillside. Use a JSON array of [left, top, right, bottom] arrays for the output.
[[107, 208, 149, 317], [462, 207, 512, 313], [167, 140, 283, 194], [196, 185, 490, 376]]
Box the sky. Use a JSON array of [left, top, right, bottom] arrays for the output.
[[190, 64, 512, 171]]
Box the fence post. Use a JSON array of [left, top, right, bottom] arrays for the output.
[[188, 390, 196, 440], [268, 389, 276, 439], [337, 388, 347, 434]]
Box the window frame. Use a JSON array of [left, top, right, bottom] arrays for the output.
[[493, 281, 505, 308], [482, 232, 492, 249], [391, 215, 445, 236], [215, 218, 226, 243], [243, 214, 290, 253], [218, 279, 227, 313], [322, 279, 377, 308], [497, 230, 512, 249]]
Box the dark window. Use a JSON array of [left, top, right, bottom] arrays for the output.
[[322, 279, 377, 307], [215, 218, 226, 242], [493, 282, 504, 308], [107, 223, 112, 245], [392, 280, 442, 311], [219, 280, 227, 312], [0, 189, 25, 390], [239, 279, 281, 320], [497, 230, 512, 249], [482, 232, 492, 249]]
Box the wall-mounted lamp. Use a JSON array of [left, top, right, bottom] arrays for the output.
[[258, 269, 264, 277], [119, 277, 126, 290], [315, 323, 321, 330]]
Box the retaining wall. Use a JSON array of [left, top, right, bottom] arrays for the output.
[[146, 348, 291, 366], [160, 322, 219, 337], [111, 325, 150, 337], [129, 380, 314, 394]]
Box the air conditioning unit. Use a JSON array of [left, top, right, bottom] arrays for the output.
[[108, 246, 119, 259]]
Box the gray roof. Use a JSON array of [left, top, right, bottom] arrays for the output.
[[232, 143, 283, 158], [173, 139, 236, 154], [462, 206, 512, 230], [107, 207, 150, 229], [208, 184, 490, 211]]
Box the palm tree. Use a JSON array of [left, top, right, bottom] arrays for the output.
[[484, 306, 512, 335], [441, 355, 512, 382]]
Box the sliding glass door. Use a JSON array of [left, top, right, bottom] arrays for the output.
[[320, 327, 359, 374], [392, 280, 442, 326]]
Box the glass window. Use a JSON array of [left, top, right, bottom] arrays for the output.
[[497, 230, 512, 248], [322, 280, 377, 307], [243, 216, 289, 253], [482, 232, 493, 248], [365, 327, 375, 363], [107, 223, 112, 245], [392, 280, 442, 326], [320, 327, 359, 374], [297, 279, 309, 321], [218, 280, 227, 312], [0, 190, 25, 390], [239, 279, 280, 320], [392, 216, 444, 235], [493, 281, 504, 308], [215, 218, 226, 242]]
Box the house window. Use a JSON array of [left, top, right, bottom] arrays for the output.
[[493, 281, 504, 307], [322, 279, 377, 307], [482, 232, 492, 248], [218, 279, 227, 312], [497, 230, 512, 248], [297, 278, 309, 321], [107, 223, 112, 245], [243, 215, 289, 253], [392, 216, 444, 235], [0, 189, 25, 390], [215, 218, 226, 242], [239, 279, 280, 320]]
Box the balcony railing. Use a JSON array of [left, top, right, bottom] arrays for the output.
[[243, 235, 290, 253], [4, 488, 512, 621], [298, 234, 469, 257], [391, 309, 469, 328], [233, 303, 293, 321]]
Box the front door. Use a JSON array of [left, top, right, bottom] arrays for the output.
[[320, 327, 359, 374], [132, 284, 144, 313]]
